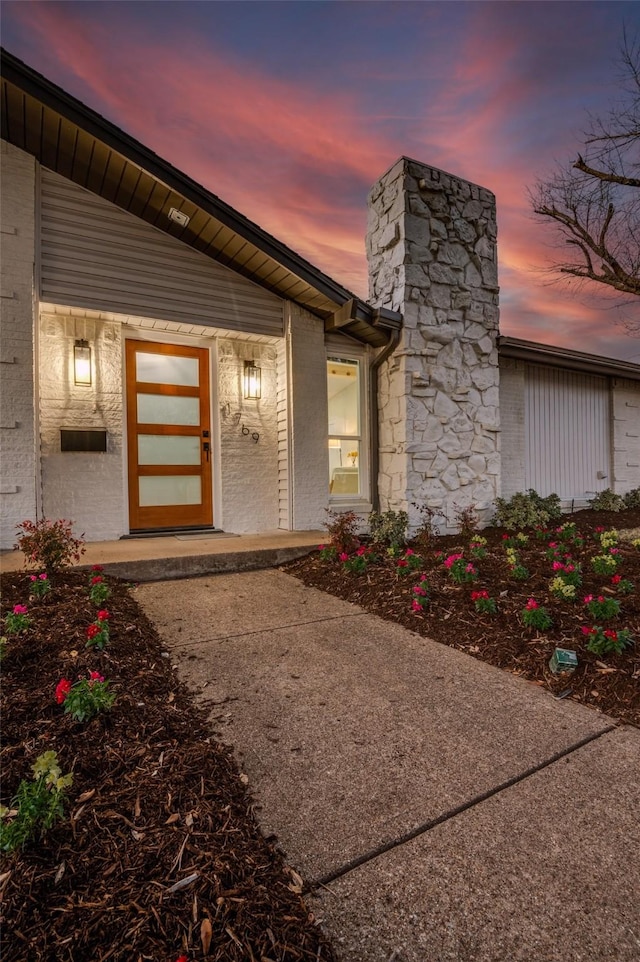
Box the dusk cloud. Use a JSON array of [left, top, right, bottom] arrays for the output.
[[3, 0, 639, 357]]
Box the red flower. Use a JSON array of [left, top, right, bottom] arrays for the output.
[[175, 956, 189, 962], [611, 575, 622, 584], [90, 576, 103, 585], [471, 590, 489, 601], [91, 565, 104, 572], [87, 624, 100, 639], [56, 678, 72, 704], [525, 598, 538, 610], [604, 629, 618, 640], [339, 552, 349, 562], [581, 626, 597, 636], [397, 560, 408, 568], [88, 670, 105, 683], [96, 610, 110, 622]]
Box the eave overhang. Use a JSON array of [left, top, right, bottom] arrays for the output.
[[0, 48, 401, 348], [498, 336, 640, 382]]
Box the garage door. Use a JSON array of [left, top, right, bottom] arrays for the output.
[[525, 364, 611, 502]]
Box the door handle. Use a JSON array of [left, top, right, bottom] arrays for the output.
[[203, 441, 210, 462]]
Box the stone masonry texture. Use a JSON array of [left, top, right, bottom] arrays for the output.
[[367, 156, 500, 530]]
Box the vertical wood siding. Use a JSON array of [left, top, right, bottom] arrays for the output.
[[525, 364, 611, 501], [39, 168, 284, 337], [276, 338, 290, 529]]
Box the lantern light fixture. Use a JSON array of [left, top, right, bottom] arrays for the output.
[[243, 360, 261, 399], [73, 339, 92, 386]]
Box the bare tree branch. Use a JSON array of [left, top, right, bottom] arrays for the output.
[[531, 32, 640, 324], [574, 156, 640, 188]]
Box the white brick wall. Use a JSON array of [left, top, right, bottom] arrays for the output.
[[217, 339, 279, 533], [286, 303, 329, 530], [498, 358, 525, 498], [612, 378, 640, 494], [39, 313, 126, 541], [0, 142, 37, 548]]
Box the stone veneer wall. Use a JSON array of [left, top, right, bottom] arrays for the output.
[[366, 156, 500, 529]]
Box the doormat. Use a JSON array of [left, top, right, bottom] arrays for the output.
[[174, 532, 240, 541]]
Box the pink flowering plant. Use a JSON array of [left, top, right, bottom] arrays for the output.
[[28, 573, 51, 600], [583, 595, 621, 621], [4, 604, 30, 635], [550, 559, 582, 586], [395, 548, 423, 574], [340, 546, 378, 574], [581, 625, 634, 656], [317, 544, 338, 562], [443, 553, 478, 584], [521, 598, 552, 632], [88, 571, 111, 605], [611, 574, 634, 595], [85, 610, 110, 650], [55, 671, 116, 722], [471, 590, 497, 615], [411, 576, 430, 612]]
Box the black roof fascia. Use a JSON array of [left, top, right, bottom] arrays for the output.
[[0, 48, 379, 320]]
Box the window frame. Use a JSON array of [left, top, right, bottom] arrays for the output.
[[326, 350, 370, 504]]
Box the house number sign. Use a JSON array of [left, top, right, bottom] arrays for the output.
[[220, 404, 260, 443]]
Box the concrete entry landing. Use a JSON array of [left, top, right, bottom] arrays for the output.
[[136, 569, 640, 962], [0, 529, 322, 582]]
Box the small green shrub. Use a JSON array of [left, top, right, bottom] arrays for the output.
[[15, 519, 85, 572], [623, 487, 640, 509], [368, 509, 408, 550], [323, 509, 360, 554], [493, 490, 562, 531], [0, 751, 73, 852], [589, 488, 625, 512]]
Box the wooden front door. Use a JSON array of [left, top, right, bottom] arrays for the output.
[[126, 340, 213, 531]]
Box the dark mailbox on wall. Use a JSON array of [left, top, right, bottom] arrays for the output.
[[60, 429, 108, 453]]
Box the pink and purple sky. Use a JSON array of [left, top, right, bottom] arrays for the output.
[[3, 0, 639, 360]]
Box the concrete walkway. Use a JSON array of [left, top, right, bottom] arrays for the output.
[[135, 569, 640, 962]]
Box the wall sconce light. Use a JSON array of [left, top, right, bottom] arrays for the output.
[[73, 339, 92, 386], [243, 360, 261, 399]]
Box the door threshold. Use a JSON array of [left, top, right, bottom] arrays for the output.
[[122, 527, 224, 540]]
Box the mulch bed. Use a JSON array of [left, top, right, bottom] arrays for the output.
[[0, 570, 335, 962], [285, 508, 640, 728]]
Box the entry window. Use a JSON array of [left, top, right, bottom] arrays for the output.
[[328, 357, 362, 497]]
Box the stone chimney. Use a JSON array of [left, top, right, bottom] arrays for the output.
[[366, 156, 500, 530]]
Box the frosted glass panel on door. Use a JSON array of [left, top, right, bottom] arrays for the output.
[[136, 352, 199, 386], [139, 475, 202, 506], [137, 393, 200, 425], [138, 435, 201, 465]]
